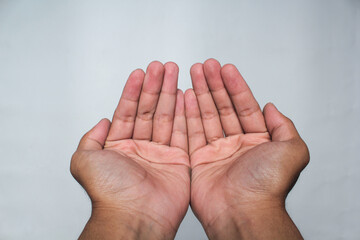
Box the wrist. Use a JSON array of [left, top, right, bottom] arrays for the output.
[[205, 202, 303, 240], [79, 207, 175, 240]]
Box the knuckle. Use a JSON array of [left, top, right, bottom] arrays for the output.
[[191, 130, 205, 137], [218, 105, 234, 116], [115, 114, 135, 123], [137, 110, 154, 121], [201, 110, 218, 120], [238, 106, 258, 118], [154, 113, 173, 123]]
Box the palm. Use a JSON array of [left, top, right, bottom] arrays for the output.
[[83, 139, 189, 230], [191, 133, 287, 224]]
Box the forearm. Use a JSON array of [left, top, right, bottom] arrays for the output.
[[79, 208, 174, 240], [205, 205, 303, 240]]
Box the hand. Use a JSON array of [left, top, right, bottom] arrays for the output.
[[71, 62, 190, 239], [185, 59, 310, 239]]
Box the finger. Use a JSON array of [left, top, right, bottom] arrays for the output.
[[170, 90, 188, 152], [190, 63, 223, 142], [133, 61, 164, 140], [221, 64, 267, 133], [203, 59, 243, 136], [152, 62, 178, 145], [78, 119, 111, 151], [264, 103, 310, 167], [184, 89, 206, 155], [107, 69, 145, 141], [263, 103, 300, 141]]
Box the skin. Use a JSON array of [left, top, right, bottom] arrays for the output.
[[186, 59, 309, 239], [71, 62, 190, 239], [71, 59, 309, 239]]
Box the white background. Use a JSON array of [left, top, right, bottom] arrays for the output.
[[0, 1, 359, 239]]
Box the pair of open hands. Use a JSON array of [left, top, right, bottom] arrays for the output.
[[71, 59, 309, 240]]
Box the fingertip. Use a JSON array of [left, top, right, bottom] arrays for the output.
[[161, 62, 179, 94], [220, 63, 239, 78], [95, 118, 111, 134], [264, 103, 299, 141], [176, 89, 184, 100], [99, 118, 111, 126], [78, 118, 111, 150], [149, 60, 163, 66], [264, 102, 281, 122], [190, 64, 210, 94], [141, 61, 165, 96], [264, 102, 274, 109], [204, 58, 221, 70], [122, 70, 145, 101], [264, 102, 286, 124], [204, 58, 220, 63], [203, 58, 224, 91], [87, 118, 110, 134], [131, 68, 146, 78], [221, 63, 237, 70], [184, 89, 200, 116], [263, 102, 276, 116], [184, 88, 194, 97], [184, 88, 196, 103], [164, 61, 179, 74], [130, 69, 145, 86], [190, 63, 203, 76], [221, 64, 253, 103], [147, 61, 164, 75]]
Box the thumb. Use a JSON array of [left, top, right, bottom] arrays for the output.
[[77, 118, 111, 150], [263, 103, 300, 142]]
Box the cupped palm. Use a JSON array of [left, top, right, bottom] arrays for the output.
[[185, 59, 309, 230]]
